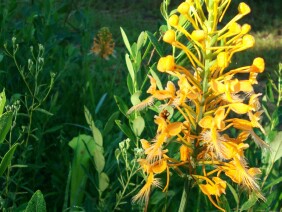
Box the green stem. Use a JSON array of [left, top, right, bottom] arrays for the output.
[[178, 176, 191, 212]]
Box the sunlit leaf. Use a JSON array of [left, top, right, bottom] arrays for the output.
[[120, 27, 132, 55], [137, 31, 146, 51], [132, 116, 145, 136], [269, 131, 282, 163], [99, 172, 109, 192], [149, 67, 163, 90], [130, 91, 142, 106], [125, 53, 135, 83]]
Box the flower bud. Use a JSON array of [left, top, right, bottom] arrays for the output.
[[168, 14, 179, 27], [178, 2, 190, 14], [229, 22, 241, 34], [163, 30, 176, 44], [191, 30, 206, 42], [238, 2, 251, 15], [242, 34, 255, 48], [241, 24, 251, 34], [217, 52, 229, 69], [157, 55, 175, 72], [251, 57, 265, 73], [180, 145, 191, 161]]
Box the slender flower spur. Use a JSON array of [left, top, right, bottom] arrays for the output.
[[128, 1, 268, 211]]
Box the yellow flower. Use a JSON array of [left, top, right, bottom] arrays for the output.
[[132, 172, 162, 205]]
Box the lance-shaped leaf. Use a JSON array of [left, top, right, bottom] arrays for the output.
[[24, 190, 46, 212], [0, 111, 13, 144], [0, 143, 19, 177]]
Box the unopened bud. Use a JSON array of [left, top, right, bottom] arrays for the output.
[[178, 2, 190, 14], [163, 30, 176, 44], [191, 30, 206, 42], [241, 24, 251, 34], [238, 2, 251, 16], [157, 55, 175, 72], [251, 57, 265, 73], [217, 52, 229, 69], [168, 14, 179, 27], [242, 34, 255, 48]]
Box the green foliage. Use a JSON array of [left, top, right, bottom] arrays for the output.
[[0, 0, 280, 211], [24, 190, 46, 212]]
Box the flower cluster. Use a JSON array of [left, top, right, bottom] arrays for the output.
[[129, 0, 268, 211], [91, 27, 115, 59]]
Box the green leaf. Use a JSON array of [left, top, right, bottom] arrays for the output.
[[130, 91, 142, 106], [137, 31, 146, 52], [95, 93, 107, 114], [114, 95, 129, 117], [266, 82, 275, 103], [68, 134, 95, 165], [84, 106, 103, 146], [240, 192, 258, 211], [0, 111, 13, 144], [93, 146, 105, 173], [263, 175, 282, 191], [103, 111, 119, 135], [149, 67, 163, 90], [24, 190, 46, 212], [132, 116, 145, 136], [68, 134, 96, 206], [120, 27, 132, 55], [115, 120, 135, 141], [34, 108, 54, 116], [127, 74, 134, 95], [99, 172, 109, 192], [227, 183, 239, 205], [125, 53, 135, 83], [0, 89, 6, 116], [146, 31, 163, 57], [219, 195, 231, 212], [0, 143, 19, 177], [269, 131, 282, 163]]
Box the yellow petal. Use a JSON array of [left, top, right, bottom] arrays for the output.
[[141, 139, 151, 150], [199, 116, 213, 129], [239, 80, 253, 92], [152, 160, 167, 174], [167, 122, 182, 136], [211, 79, 225, 93], [199, 184, 216, 196], [180, 145, 191, 161], [229, 103, 252, 114]]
